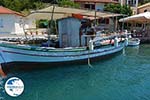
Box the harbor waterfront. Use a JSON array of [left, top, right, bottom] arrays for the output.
[[0, 44, 150, 100]]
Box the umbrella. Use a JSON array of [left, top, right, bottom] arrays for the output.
[[119, 12, 150, 23]]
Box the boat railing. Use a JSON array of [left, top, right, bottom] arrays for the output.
[[0, 42, 87, 52], [82, 32, 130, 50]]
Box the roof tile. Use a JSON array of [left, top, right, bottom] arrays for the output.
[[0, 6, 24, 16]]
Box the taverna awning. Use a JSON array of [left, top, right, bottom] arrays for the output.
[[27, 6, 122, 20], [119, 12, 150, 23]]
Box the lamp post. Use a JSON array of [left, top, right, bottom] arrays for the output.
[[94, 2, 97, 26], [47, 3, 56, 47]]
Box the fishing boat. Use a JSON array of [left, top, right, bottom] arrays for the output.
[[0, 35, 126, 66], [0, 18, 127, 67], [128, 38, 140, 46]]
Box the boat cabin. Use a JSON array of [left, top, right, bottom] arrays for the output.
[[58, 17, 95, 48], [58, 17, 81, 48]]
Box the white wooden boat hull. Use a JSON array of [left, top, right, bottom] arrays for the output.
[[0, 43, 124, 65], [128, 42, 140, 46]]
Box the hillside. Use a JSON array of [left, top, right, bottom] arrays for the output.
[[0, 0, 78, 15], [0, 0, 149, 15]]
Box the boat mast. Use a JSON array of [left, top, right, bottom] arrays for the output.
[[47, 3, 55, 47]]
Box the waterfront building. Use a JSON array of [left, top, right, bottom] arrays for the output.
[[71, 1, 120, 31], [74, 0, 119, 11], [0, 6, 28, 34], [119, 0, 138, 7], [27, 6, 122, 33], [137, 3, 150, 14]]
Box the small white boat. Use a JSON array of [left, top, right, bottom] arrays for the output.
[[128, 38, 140, 46]]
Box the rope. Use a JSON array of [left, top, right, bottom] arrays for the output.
[[87, 47, 93, 68]]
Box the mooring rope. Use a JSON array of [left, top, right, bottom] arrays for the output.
[[88, 47, 93, 68]]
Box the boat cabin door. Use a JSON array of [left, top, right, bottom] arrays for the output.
[[61, 33, 68, 48]]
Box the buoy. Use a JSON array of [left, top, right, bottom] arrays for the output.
[[0, 64, 6, 78]]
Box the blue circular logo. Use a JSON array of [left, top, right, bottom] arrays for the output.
[[5, 77, 24, 97]]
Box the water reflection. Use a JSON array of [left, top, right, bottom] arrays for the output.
[[0, 44, 150, 100]]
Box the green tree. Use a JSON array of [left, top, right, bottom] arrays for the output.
[[139, 0, 150, 5], [104, 4, 132, 16], [58, 0, 80, 8], [0, 0, 46, 13]]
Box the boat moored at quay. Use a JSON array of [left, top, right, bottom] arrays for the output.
[[0, 16, 130, 71], [0, 7, 130, 74], [0, 34, 127, 67]]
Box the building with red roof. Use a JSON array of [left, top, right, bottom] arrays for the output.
[[74, 0, 119, 11], [0, 6, 24, 16], [0, 6, 26, 34]]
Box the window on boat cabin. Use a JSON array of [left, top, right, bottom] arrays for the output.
[[0, 18, 4, 28]]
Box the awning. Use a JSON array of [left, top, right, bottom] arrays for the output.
[[26, 6, 122, 20], [119, 12, 150, 23]]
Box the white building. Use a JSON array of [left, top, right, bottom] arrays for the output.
[[119, 0, 139, 7], [0, 6, 28, 34], [74, 0, 119, 11]]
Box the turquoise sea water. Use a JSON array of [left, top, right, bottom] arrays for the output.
[[0, 44, 150, 100]]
